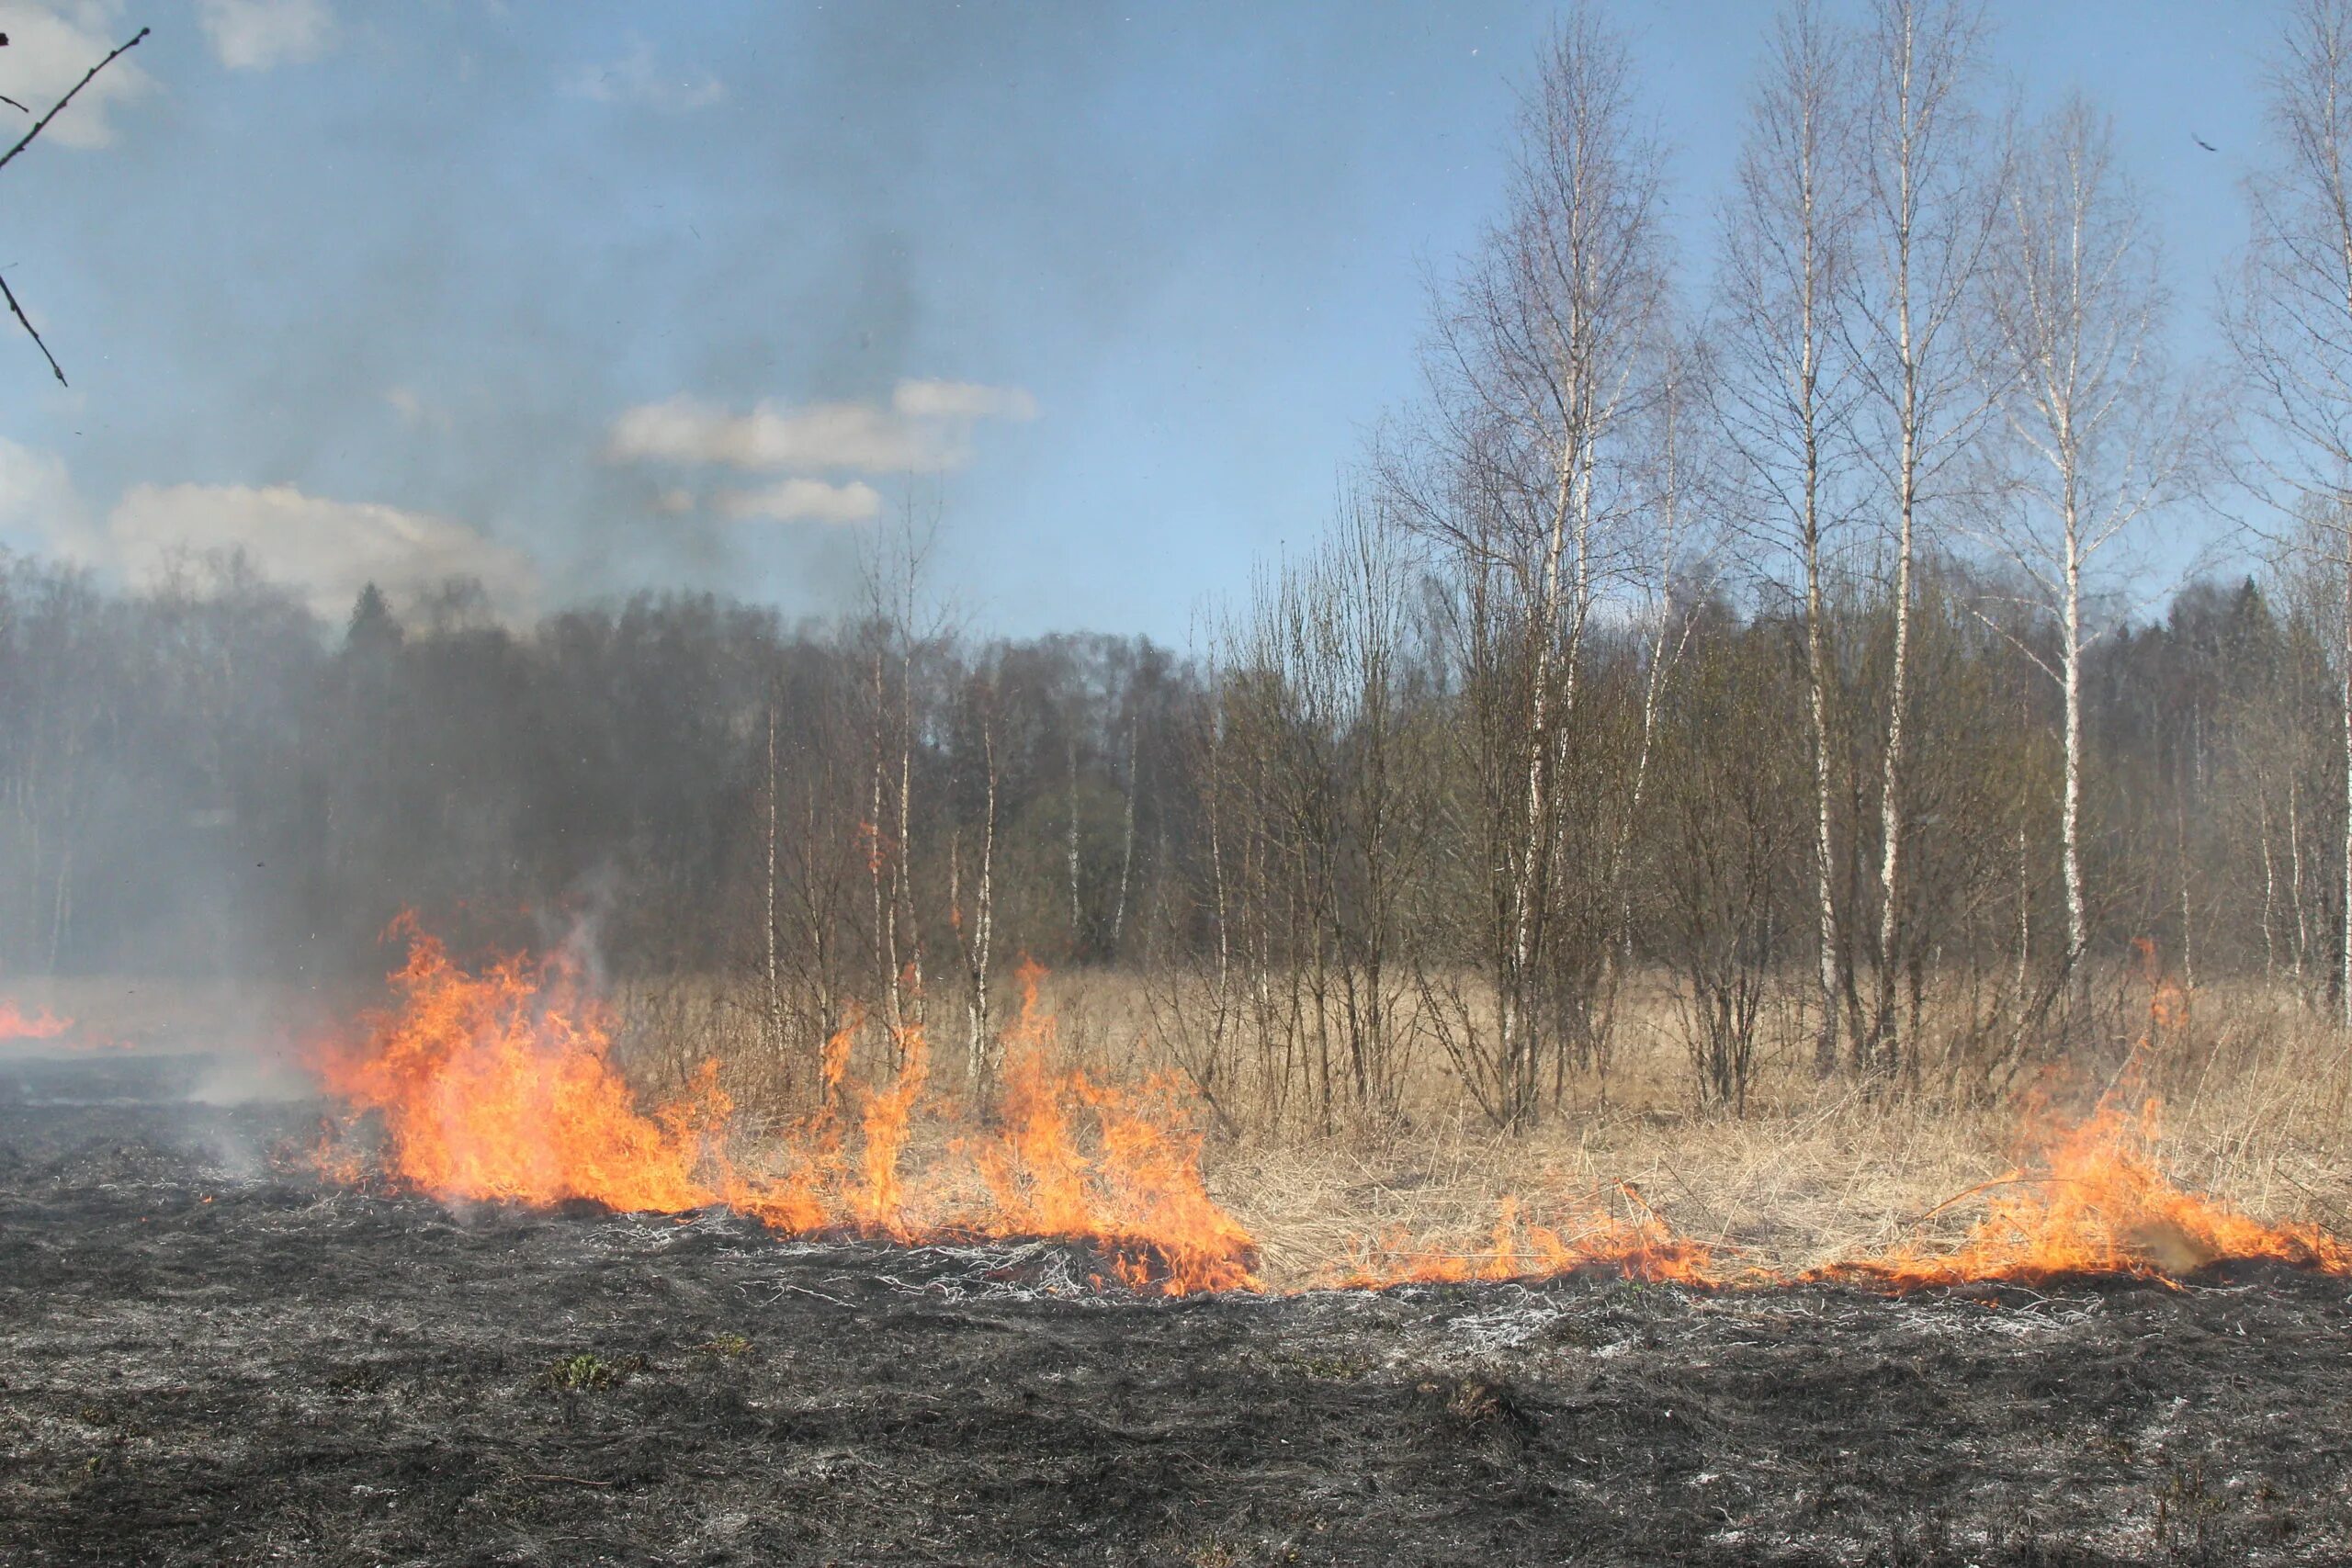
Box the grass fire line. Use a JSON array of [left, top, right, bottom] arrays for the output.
[[303, 918, 2351, 1298], [0, 998, 74, 1043]]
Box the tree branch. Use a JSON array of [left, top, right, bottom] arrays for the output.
[[0, 269, 64, 385], [0, 25, 150, 386], [0, 26, 147, 178]]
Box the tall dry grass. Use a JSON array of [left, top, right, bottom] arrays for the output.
[[609, 962, 2352, 1290]]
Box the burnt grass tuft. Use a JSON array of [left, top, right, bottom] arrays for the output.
[[6, 1074, 2352, 1564]]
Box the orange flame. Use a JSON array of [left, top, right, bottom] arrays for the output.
[[308, 922, 2349, 1298], [1326, 1096, 2352, 1296], [1813, 953, 2344, 1289], [855, 1022, 928, 1236], [967, 958, 1259, 1293], [310, 918, 729, 1213], [1332, 1187, 1722, 1289], [311, 920, 1259, 1294], [0, 998, 73, 1042], [1819, 1093, 2351, 1289]]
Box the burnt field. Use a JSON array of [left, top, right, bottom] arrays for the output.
[[1, 1055, 2348, 1567]]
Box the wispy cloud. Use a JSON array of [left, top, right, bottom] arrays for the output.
[[606, 394, 963, 474], [105, 481, 535, 621], [713, 478, 882, 525], [892, 378, 1039, 423], [565, 39, 724, 114], [196, 0, 333, 72], [605, 379, 1039, 489], [0, 439, 535, 621], [0, 4, 152, 147]]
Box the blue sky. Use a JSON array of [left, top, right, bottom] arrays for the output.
[[0, 1, 2274, 639]]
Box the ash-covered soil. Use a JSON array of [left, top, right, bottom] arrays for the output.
[[5, 1055, 2351, 1566]]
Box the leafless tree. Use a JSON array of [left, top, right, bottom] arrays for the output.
[[1713, 0, 1862, 1077], [1975, 96, 2187, 984], [1841, 0, 2002, 1076], [859, 505, 943, 1075], [2232, 0, 2352, 1027], [1392, 3, 1673, 1126], [948, 660, 1001, 1100]]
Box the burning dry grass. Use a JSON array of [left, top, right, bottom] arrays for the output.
[[288, 915, 2352, 1299], [1208, 984, 2352, 1290], [0, 997, 71, 1041], [309, 929, 1259, 1293]]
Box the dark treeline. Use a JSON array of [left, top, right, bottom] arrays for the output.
[[0, 555, 1196, 990], [0, 541, 2328, 1126]]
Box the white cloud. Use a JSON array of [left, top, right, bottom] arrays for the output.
[[0, 434, 88, 537], [892, 378, 1039, 423], [714, 478, 882, 525], [0, 4, 152, 148], [0, 445, 536, 622], [105, 482, 535, 621], [606, 394, 969, 474], [605, 378, 1038, 486], [565, 39, 723, 113], [195, 0, 330, 71]]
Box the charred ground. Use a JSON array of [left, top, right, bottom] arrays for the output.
[[3, 1055, 2349, 1566]]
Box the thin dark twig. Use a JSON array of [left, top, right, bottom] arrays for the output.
[[0, 25, 150, 385], [0, 26, 148, 177], [0, 96, 26, 116], [0, 270, 63, 385]]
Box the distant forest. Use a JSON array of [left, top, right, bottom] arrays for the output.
[[0, 547, 2317, 1080]]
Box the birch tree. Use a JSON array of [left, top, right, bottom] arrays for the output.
[[1977, 96, 2183, 984], [1842, 0, 2000, 1077], [1397, 3, 1672, 1126], [2233, 0, 2352, 1027], [949, 661, 1001, 1100], [1713, 0, 1861, 1077]]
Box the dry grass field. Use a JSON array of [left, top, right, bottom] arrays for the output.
[[594, 963, 2352, 1292]]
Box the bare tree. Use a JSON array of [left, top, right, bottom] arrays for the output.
[[1600, 327, 1713, 1052], [948, 660, 1001, 1100], [860, 507, 942, 1074], [1713, 0, 1861, 1077], [1393, 3, 1672, 1127], [2233, 0, 2352, 1027], [766, 649, 865, 1108], [1842, 0, 2001, 1076], [1976, 96, 2186, 982]]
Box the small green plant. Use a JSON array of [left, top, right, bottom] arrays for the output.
[[535, 1352, 646, 1393], [697, 1332, 754, 1359]]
